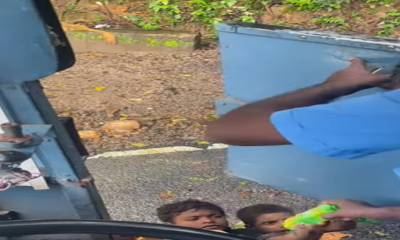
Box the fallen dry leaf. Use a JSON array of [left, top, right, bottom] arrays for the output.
[[171, 118, 188, 122], [207, 177, 219, 181], [207, 114, 218, 120], [130, 98, 143, 102], [106, 109, 119, 118], [144, 90, 154, 94], [119, 113, 129, 120], [232, 222, 245, 229], [94, 86, 106, 91], [78, 130, 102, 139], [112, 134, 124, 138], [159, 191, 173, 199], [101, 120, 140, 131], [84, 52, 102, 56], [188, 177, 218, 182], [197, 141, 210, 145], [192, 122, 203, 127], [238, 192, 250, 197], [190, 161, 205, 165], [320, 232, 352, 240], [189, 177, 206, 182], [264, 193, 277, 198], [373, 231, 389, 236], [239, 181, 248, 186], [130, 143, 148, 148]]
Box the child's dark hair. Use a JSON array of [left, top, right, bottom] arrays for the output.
[[237, 204, 294, 227], [156, 199, 225, 223]]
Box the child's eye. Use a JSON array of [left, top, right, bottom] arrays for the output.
[[264, 221, 276, 225]]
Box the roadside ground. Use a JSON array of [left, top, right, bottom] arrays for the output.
[[86, 148, 400, 240], [43, 49, 222, 155]]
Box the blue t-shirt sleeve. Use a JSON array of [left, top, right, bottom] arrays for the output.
[[270, 90, 400, 159]]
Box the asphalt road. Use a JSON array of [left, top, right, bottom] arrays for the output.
[[86, 149, 399, 239]]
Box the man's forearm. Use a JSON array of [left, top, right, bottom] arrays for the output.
[[249, 82, 362, 111], [206, 82, 363, 145], [368, 207, 400, 220]]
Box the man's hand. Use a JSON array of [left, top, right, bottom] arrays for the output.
[[267, 224, 324, 240], [291, 224, 324, 240], [321, 199, 377, 220], [324, 58, 391, 90], [320, 219, 356, 232]]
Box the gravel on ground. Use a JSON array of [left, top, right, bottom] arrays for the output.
[[43, 49, 222, 155]]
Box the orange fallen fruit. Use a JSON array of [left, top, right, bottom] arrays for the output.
[[320, 232, 352, 240]]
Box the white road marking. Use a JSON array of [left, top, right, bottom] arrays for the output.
[[88, 144, 228, 159]]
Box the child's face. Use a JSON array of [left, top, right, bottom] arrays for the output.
[[171, 209, 229, 231], [253, 212, 293, 233]]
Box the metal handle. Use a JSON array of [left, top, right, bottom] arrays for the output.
[[0, 123, 24, 139]]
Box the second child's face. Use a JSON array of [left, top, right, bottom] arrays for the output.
[[172, 209, 229, 231], [253, 212, 294, 233]]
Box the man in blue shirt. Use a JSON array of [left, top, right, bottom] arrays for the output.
[[206, 58, 399, 159]]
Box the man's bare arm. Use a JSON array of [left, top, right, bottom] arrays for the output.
[[205, 82, 361, 146], [369, 207, 400, 220], [323, 199, 400, 221], [205, 58, 390, 146]]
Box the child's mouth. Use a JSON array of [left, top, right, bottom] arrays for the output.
[[202, 225, 220, 230]]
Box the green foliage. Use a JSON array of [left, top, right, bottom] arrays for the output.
[[349, 12, 361, 20], [124, 16, 163, 30], [65, 2, 77, 12], [109, 0, 400, 38], [311, 16, 347, 27], [115, 0, 131, 4], [377, 10, 400, 36], [283, 0, 351, 12], [140, 0, 269, 32], [363, 0, 394, 6]]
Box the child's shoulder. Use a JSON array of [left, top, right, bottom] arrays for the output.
[[228, 228, 265, 238]]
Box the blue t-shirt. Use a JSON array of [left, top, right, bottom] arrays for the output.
[[270, 89, 400, 159]]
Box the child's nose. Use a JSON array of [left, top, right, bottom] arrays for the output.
[[203, 217, 214, 223]]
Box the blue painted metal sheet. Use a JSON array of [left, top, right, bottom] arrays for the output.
[[216, 23, 400, 206], [0, 82, 110, 222], [218, 23, 400, 102], [0, 0, 58, 82]]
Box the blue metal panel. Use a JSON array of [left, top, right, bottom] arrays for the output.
[[0, 0, 57, 82], [216, 23, 400, 206], [0, 83, 110, 221], [218, 23, 400, 103]]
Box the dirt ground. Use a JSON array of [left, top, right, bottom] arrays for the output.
[[43, 49, 223, 155]]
